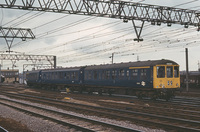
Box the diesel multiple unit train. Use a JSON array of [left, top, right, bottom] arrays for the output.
[[26, 59, 180, 100]]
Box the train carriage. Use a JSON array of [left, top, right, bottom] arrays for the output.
[[83, 59, 180, 99], [26, 59, 180, 100], [26, 70, 42, 86], [39, 67, 84, 90]]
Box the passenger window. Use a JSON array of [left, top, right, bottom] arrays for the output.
[[157, 66, 165, 78], [112, 70, 116, 79], [141, 69, 147, 80], [167, 66, 173, 78], [94, 71, 97, 80], [131, 69, 138, 80], [89, 71, 92, 80], [106, 71, 110, 79], [67, 73, 70, 79], [174, 66, 179, 78], [126, 70, 129, 79], [64, 73, 67, 79], [102, 71, 105, 80], [119, 69, 124, 79], [84, 71, 88, 80], [99, 71, 102, 80]]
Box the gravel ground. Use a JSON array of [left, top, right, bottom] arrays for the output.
[[0, 95, 165, 132]]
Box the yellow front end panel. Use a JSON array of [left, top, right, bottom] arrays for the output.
[[153, 65, 180, 89]]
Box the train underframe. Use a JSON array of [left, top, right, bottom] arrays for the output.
[[27, 82, 179, 101]]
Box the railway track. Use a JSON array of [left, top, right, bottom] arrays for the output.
[[0, 95, 140, 132], [1, 91, 200, 131], [0, 126, 8, 132]]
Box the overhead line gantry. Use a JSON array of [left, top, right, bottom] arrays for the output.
[[0, 27, 35, 52], [0, 53, 56, 69], [0, 0, 199, 41]]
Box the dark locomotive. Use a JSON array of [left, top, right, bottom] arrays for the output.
[[180, 70, 200, 88], [26, 59, 180, 100]]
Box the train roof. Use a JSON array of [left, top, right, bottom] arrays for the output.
[[85, 59, 178, 70], [26, 59, 178, 72], [41, 67, 82, 73]]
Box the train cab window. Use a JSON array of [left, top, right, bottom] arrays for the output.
[[174, 66, 179, 78], [157, 66, 165, 78], [167, 66, 173, 78]]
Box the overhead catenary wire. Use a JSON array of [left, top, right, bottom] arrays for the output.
[[1, 0, 200, 69], [60, 25, 200, 63]]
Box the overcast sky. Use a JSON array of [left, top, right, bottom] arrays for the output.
[[0, 0, 200, 72]]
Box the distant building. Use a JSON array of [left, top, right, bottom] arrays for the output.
[[1, 69, 19, 83]]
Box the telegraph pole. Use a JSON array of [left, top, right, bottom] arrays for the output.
[[185, 48, 189, 92], [110, 53, 114, 64], [54, 56, 56, 69]]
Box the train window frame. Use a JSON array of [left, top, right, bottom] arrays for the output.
[[43, 74, 46, 80], [64, 73, 67, 79], [84, 71, 88, 80], [126, 70, 130, 80], [71, 72, 74, 79], [94, 70, 98, 80], [66, 72, 70, 80], [59, 72, 62, 79], [167, 66, 173, 78], [119, 69, 125, 79], [102, 70, 105, 80], [98, 70, 102, 80], [106, 70, 110, 79], [157, 66, 165, 78], [174, 66, 179, 78], [112, 70, 115, 79], [131, 69, 138, 80], [75, 72, 78, 80], [141, 69, 147, 80], [88, 71, 92, 80]]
